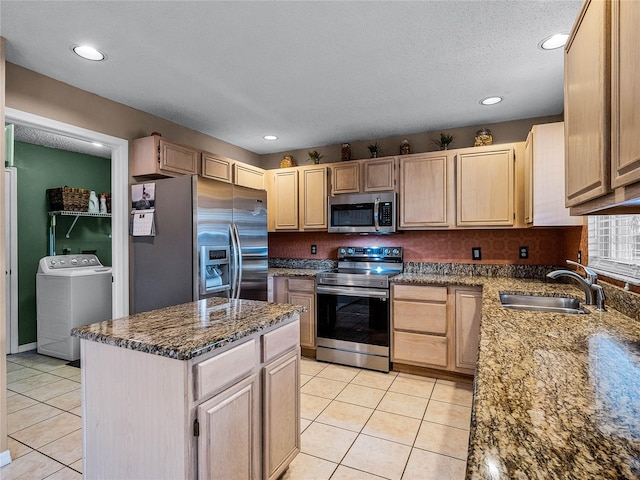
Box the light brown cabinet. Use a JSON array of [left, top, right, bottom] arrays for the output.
[[330, 163, 360, 194], [329, 157, 396, 195], [267, 170, 299, 231], [299, 165, 328, 230], [399, 153, 451, 229], [271, 276, 316, 351], [392, 284, 481, 375], [235, 162, 265, 190], [565, 0, 640, 214], [456, 146, 515, 227], [132, 135, 199, 178], [202, 152, 265, 190]]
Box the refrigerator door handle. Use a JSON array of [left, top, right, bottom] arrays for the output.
[[229, 223, 239, 299], [233, 223, 243, 299]]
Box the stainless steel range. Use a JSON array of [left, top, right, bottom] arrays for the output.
[[316, 246, 403, 372]]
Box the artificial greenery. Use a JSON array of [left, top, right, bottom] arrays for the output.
[[433, 132, 454, 150], [307, 150, 324, 164]]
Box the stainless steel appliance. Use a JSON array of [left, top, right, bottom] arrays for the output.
[[316, 246, 403, 372], [328, 192, 397, 234], [132, 175, 267, 313]]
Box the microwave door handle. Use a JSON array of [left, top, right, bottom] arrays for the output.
[[374, 197, 380, 232], [233, 223, 243, 299], [229, 224, 239, 299]]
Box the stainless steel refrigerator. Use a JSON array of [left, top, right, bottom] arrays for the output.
[[131, 175, 268, 314]]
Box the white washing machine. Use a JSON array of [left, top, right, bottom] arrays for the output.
[[36, 254, 112, 361]]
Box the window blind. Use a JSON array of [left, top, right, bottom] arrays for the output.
[[588, 215, 640, 285]]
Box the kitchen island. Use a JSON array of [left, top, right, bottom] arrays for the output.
[[72, 296, 305, 480], [394, 273, 640, 479]]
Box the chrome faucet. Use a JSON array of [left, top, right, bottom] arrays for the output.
[[547, 260, 606, 311]]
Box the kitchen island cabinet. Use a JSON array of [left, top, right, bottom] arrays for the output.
[[72, 297, 303, 480]]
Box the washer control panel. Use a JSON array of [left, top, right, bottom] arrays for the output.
[[40, 254, 103, 271]]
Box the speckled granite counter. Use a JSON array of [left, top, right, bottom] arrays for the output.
[[393, 273, 640, 479], [268, 267, 325, 277], [71, 297, 305, 360]]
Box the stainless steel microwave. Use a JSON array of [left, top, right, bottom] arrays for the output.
[[328, 192, 397, 234]]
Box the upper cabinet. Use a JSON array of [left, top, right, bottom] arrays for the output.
[[234, 162, 265, 190], [202, 151, 265, 190], [329, 157, 396, 195], [565, 0, 640, 214], [132, 135, 199, 179], [524, 123, 584, 226], [456, 146, 515, 227]]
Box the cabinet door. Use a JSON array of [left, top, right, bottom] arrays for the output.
[[364, 157, 396, 192], [263, 350, 300, 480], [454, 289, 482, 372], [564, 0, 610, 206], [399, 154, 448, 228], [202, 152, 233, 183], [159, 138, 199, 176], [197, 374, 259, 480], [456, 148, 514, 226], [299, 166, 327, 230], [393, 331, 448, 368], [235, 163, 265, 190], [288, 290, 315, 349], [611, 0, 640, 188], [271, 170, 299, 230], [331, 163, 360, 194], [524, 131, 533, 225]]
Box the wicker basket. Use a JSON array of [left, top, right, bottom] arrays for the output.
[[47, 187, 91, 212]]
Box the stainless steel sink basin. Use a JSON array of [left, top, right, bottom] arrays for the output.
[[499, 293, 589, 315]]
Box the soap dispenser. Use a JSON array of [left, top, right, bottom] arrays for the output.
[[88, 191, 99, 213], [99, 194, 108, 214]]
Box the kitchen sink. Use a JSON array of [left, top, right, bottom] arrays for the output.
[[499, 293, 589, 315]]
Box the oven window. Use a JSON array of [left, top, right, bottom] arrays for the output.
[[331, 204, 374, 227], [317, 293, 389, 347]]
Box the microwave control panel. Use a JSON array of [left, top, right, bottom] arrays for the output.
[[379, 202, 393, 226]]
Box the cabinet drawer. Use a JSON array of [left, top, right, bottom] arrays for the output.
[[194, 339, 256, 400], [287, 278, 315, 293], [393, 331, 448, 367], [393, 285, 447, 302], [262, 321, 300, 363], [393, 300, 447, 334]]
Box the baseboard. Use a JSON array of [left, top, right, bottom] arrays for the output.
[[0, 449, 12, 468], [301, 347, 316, 359], [17, 343, 37, 353]]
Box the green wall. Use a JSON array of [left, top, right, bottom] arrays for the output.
[[14, 141, 111, 346]]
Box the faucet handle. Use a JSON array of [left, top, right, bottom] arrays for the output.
[[566, 260, 598, 284]]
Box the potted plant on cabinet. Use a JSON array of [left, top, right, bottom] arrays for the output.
[[307, 150, 324, 164], [367, 143, 380, 158], [433, 132, 454, 150]]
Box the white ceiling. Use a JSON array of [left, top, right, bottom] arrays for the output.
[[1, 0, 582, 155]]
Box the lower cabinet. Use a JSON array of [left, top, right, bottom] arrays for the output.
[[392, 284, 481, 375], [271, 276, 316, 350]]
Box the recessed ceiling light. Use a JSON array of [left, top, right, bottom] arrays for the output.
[[480, 96, 503, 106], [72, 45, 105, 61], [539, 33, 569, 50], [263, 135, 278, 141]]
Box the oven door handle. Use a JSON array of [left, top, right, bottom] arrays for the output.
[[316, 285, 389, 299]]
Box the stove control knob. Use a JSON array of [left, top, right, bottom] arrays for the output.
[[392, 248, 400, 256], [384, 248, 390, 255], [340, 248, 346, 255], [348, 248, 354, 255], [71, 258, 78, 265]]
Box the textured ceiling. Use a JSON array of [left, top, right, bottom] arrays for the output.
[[12, 125, 112, 159], [1, 1, 582, 155]]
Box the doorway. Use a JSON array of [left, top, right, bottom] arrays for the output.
[[4, 107, 129, 352]]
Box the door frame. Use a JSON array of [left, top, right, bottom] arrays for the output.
[[5, 167, 17, 353], [5, 107, 130, 325]]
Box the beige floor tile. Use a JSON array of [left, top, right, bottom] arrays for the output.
[[8, 372, 62, 394], [11, 412, 82, 450], [361, 410, 421, 446], [280, 452, 337, 480], [300, 358, 328, 376], [7, 393, 39, 414], [330, 465, 386, 480], [44, 389, 82, 412], [316, 364, 360, 383], [7, 437, 33, 459], [300, 377, 347, 400], [49, 366, 81, 379], [7, 367, 42, 384], [435, 378, 473, 387], [8, 403, 64, 434], [67, 373, 81, 383], [7, 388, 18, 397], [301, 422, 358, 463], [300, 393, 331, 420], [31, 359, 70, 373], [431, 383, 474, 407], [414, 421, 470, 460], [39, 429, 82, 466], [23, 379, 80, 403], [377, 391, 428, 419], [69, 460, 83, 474], [342, 434, 411, 480], [6, 361, 25, 373], [43, 467, 83, 480], [300, 418, 312, 433], [397, 372, 439, 383], [6, 353, 42, 367], [388, 376, 435, 399], [315, 400, 373, 433], [300, 373, 313, 386], [335, 384, 385, 409], [424, 399, 472, 430], [351, 369, 397, 390], [403, 448, 467, 480], [69, 406, 82, 417], [0, 450, 64, 480]]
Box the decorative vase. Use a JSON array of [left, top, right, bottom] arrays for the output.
[[280, 153, 295, 168], [370, 151, 378, 158], [341, 143, 351, 162], [474, 128, 493, 146], [400, 139, 411, 155]]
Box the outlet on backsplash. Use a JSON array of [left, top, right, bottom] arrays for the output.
[[472, 247, 482, 261], [519, 246, 529, 259], [311, 245, 317, 255]]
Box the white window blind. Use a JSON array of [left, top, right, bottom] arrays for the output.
[[588, 215, 640, 285]]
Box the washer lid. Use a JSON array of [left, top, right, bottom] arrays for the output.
[[38, 254, 107, 274]]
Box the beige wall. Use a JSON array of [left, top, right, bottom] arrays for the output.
[[1, 37, 8, 456], [259, 114, 563, 169], [5, 63, 260, 168]]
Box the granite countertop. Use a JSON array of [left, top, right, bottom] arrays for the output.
[[71, 297, 306, 361], [394, 274, 640, 479], [268, 267, 326, 277]]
